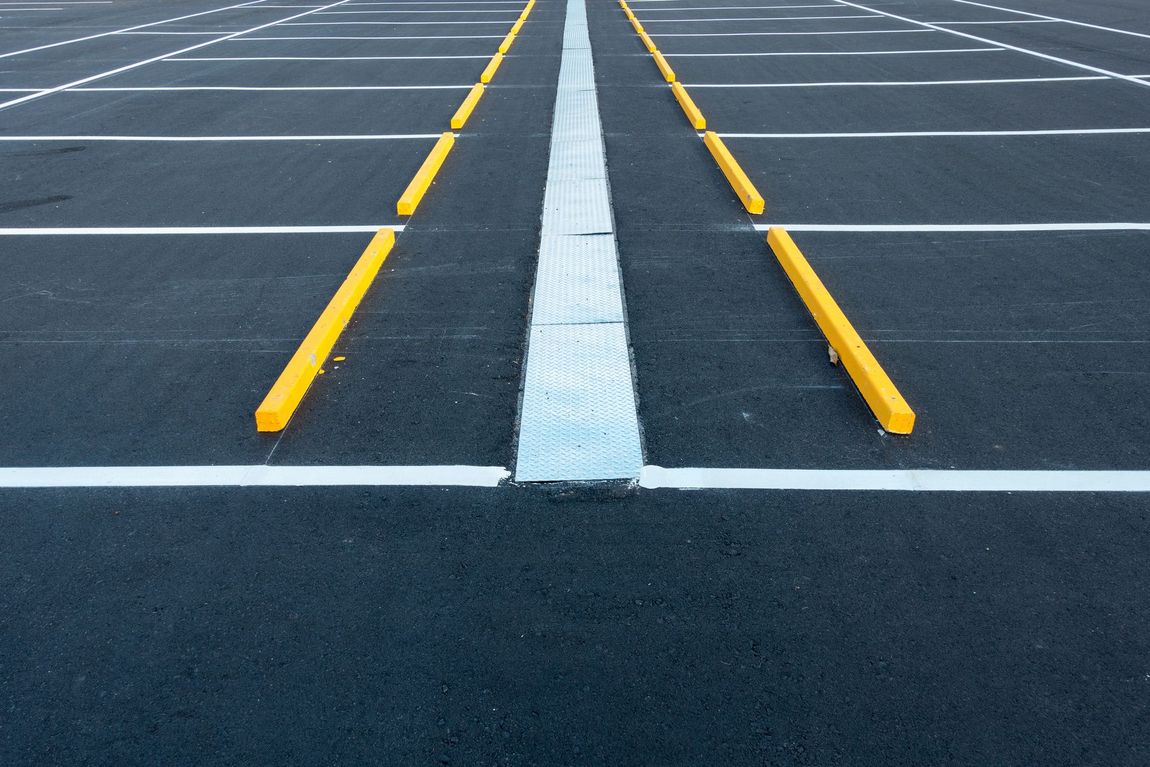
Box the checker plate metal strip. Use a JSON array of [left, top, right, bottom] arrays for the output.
[[513, 0, 643, 482]]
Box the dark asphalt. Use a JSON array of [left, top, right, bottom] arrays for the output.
[[2, 0, 1150, 763], [3, 487, 1150, 766]]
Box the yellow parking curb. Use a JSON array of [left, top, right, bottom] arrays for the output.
[[671, 81, 705, 129], [702, 131, 764, 214], [450, 83, 485, 129], [397, 132, 455, 216], [767, 227, 915, 434], [480, 50, 504, 84], [255, 228, 396, 432]]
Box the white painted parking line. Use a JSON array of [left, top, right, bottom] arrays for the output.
[[642, 14, 880, 22], [927, 19, 1058, 25], [0, 134, 442, 141], [833, 0, 1150, 91], [0, 226, 403, 235], [723, 127, 1150, 137], [690, 76, 1108, 87], [235, 34, 504, 38], [946, 0, 1150, 41], [70, 85, 474, 91], [655, 29, 931, 36], [752, 223, 1150, 232], [318, 8, 518, 11], [281, 19, 516, 24], [0, 465, 509, 488], [515, 0, 643, 482], [0, 0, 360, 111], [119, 31, 230, 35], [666, 48, 1004, 56], [166, 54, 491, 59], [0, 0, 268, 59], [640, 467, 1150, 492], [639, 4, 846, 9]]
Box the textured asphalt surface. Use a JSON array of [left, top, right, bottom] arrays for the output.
[[2, 0, 1150, 764]]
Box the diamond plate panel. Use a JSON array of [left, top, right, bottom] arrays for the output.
[[530, 235, 625, 325], [515, 323, 643, 482]]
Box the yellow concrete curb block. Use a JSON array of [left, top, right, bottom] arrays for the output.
[[702, 130, 764, 214], [652, 49, 675, 82], [766, 227, 916, 434], [450, 83, 485, 130], [638, 30, 657, 53], [671, 81, 705, 129], [255, 228, 396, 432], [397, 131, 455, 216], [480, 50, 504, 84], [498, 29, 516, 53]]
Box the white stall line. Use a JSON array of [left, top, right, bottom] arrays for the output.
[[751, 223, 1150, 232], [638, 4, 847, 9], [833, 0, 1150, 91], [690, 76, 1107, 87], [946, 0, 1150, 41], [723, 127, 1150, 137], [0, 0, 360, 111], [665, 47, 1003, 56], [0, 465, 508, 488], [165, 54, 490, 59], [0, 134, 442, 140], [0, 0, 269, 60], [0, 226, 403, 235], [281, 19, 515, 23], [235, 33, 503, 38], [70, 85, 474, 91], [926, 19, 1058, 25], [514, 0, 643, 482], [119, 31, 231, 35], [640, 466, 1150, 492], [655, 29, 931, 36], [641, 14, 880, 21], [317, 7, 519, 11]]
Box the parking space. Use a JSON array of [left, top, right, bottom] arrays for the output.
[[0, 0, 554, 467], [603, 0, 1150, 471]]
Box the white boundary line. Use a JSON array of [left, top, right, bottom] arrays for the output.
[[0, 0, 269, 60], [2, 464, 1146, 491], [689, 76, 1108, 87], [0, 134, 442, 140], [655, 29, 931, 36], [0, 225, 403, 235], [666, 47, 1003, 56], [722, 127, 1150, 138], [928, 19, 1057, 25], [640, 467, 1150, 491], [641, 14, 880, 21], [235, 33, 504, 38], [69, 85, 474, 91], [833, 0, 1150, 91], [0, 465, 509, 488], [751, 223, 1150, 232], [281, 19, 514, 24], [0, 0, 358, 112], [946, 0, 1150, 41], [165, 54, 490, 59]]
